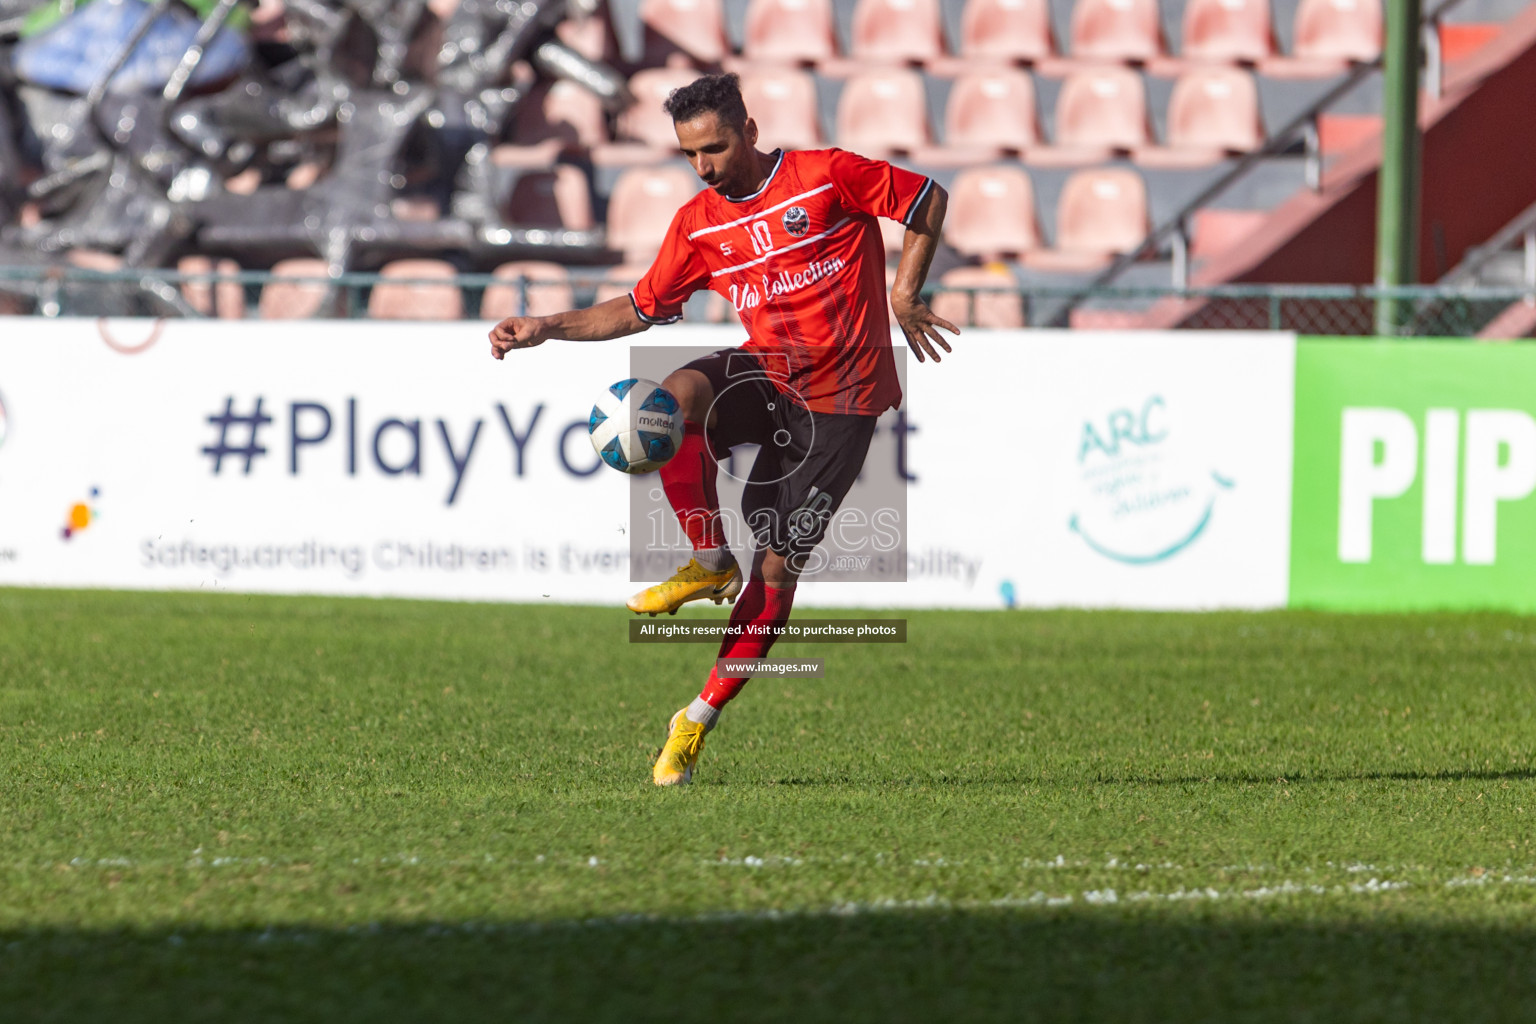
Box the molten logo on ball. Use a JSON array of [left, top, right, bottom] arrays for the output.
[[588, 379, 684, 474]]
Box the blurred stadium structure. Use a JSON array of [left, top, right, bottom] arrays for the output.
[[1, 0, 1536, 334]]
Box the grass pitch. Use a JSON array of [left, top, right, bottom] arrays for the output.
[[2, 588, 1535, 1022]]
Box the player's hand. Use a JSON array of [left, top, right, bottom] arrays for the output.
[[489, 316, 546, 359], [890, 294, 959, 364]]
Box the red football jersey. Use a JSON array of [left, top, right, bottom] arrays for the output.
[[631, 148, 933, 416]]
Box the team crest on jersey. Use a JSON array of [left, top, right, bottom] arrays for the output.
[[782, 206, 810, 237]]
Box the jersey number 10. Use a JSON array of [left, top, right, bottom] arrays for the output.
[[749, 221, 774, 256]]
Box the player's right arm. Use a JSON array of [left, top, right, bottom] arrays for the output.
[[488, 296, 649, 359]]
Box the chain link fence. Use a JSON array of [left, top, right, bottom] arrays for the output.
[[1, 266, 1533, 338]]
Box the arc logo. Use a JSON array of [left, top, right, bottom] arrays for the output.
[[1069, 395, 1232, 565]]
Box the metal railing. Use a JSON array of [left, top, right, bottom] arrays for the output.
[[2, 265, 1533, 337]]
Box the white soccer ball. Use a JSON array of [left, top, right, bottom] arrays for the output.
[[588, 378, 684, 474]]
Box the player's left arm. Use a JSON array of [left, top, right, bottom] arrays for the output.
[[890, 184, 959, 364]]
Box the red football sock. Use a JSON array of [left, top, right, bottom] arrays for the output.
[[659, 421, 726, 552], [700, 581, 797, 709]]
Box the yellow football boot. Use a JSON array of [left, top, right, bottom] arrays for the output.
[[653, 708, 707, 786], [626, 559, 742, 616]]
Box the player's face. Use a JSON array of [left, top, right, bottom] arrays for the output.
[[675, 112, 760, 197]]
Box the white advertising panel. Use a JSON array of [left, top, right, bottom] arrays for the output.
[[0, 320, 1294, 609], [861, 329, 1299, 610]]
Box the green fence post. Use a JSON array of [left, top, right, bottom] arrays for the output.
[[1374, 0, 1423, 337]]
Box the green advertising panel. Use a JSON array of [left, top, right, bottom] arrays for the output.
[[1292, 339, 1536, 611]]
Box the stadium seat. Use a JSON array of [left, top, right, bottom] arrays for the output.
[[490, 138, 565, 170], [556, 12, 618, 63], [481, 261, 575, 320], [955, 0, 1054, 64], [1264, 0, 1382, 76], [639, 0, 731, 64], [740, 0, 838, 65], [606, 165, 702, 261], [849, 0, 946, 64], [593, 66, 700, 165], [504, 165, 596, 231], [1031, 65, 1148, 166], [286, 161, 324, 190], [1137, 66, 1263, 167], [614, 66, 700, 148], [1023, 166, 1149, 271], [943, 165, 1041, 258], [739, 68, 822, 150], [1177, 0, 1276, 63], [178, 256, 245, 319], [919, 68, 1038, 163], [595, 263, 655, 305], [834, 68, 931, 155], [391, 195, 441, 222], [368, 259, 464, 320], [257, 258, 339, 319], [1294, 0, 1382, 59], [930, 264, 1027, 327], [1065, 0, 1164, 63], [541, 79, 610, 149], [700, 289, 738, 323]]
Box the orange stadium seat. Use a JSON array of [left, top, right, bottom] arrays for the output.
[[1178, 0, 1276, 63], [1137, 65, 1263, 167], [944, 165, 1041, 258], [740, 68, 822, 149], [618, 67, 700, 147], [1066, 0, 1164, 62], [606, 165, 701, 261], [369, 259, 464, 320], [1294, 0, 1382, 59], [931, 264, 1027, 327], [504, 165, 596, 231], [593, 67, 699, 165], [481, 262, 575, 320], [1024, 166, 1149, 271], [834, 68, 930, 155], [939, 68, 1039, 156], [178, 256, 245, 319], [740, 0, 838, 64], [1265, 0, 1382, 76], [542, 79, 610, 148], [639, 0, 731, 64], [1032, 65, 1148, 166], [595, 264, 655, 305], [956, 0, 1054, 64], [850, 0, 946, 64], [257, 258, 338, 319], [556, 12, 619, 62]]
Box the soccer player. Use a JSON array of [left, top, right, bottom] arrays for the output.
[[489, 72, 956, 785]]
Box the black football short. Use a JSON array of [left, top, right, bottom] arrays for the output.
[[683, 348, 878, 568]]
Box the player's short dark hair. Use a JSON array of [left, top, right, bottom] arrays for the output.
[[662, 73, 748, 130]]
